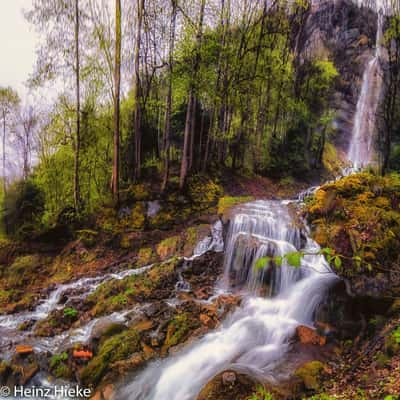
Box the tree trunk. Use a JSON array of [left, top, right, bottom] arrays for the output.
[[112, 0, 122, 203], [161, 0, 177, 193], [74, 0, 81, 210], [179, 0, 206, 189], [134, 0, 145, 182]]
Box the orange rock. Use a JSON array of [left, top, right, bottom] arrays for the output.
[[16, 345, 33, 355], [296, 325, 326, 346], [73, 350, 93, 359], [141, 342, 156, 360], [133, 319, 154, 332], [199, 314, 213, 328]]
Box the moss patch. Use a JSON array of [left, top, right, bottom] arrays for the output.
[[295, 361, 326, 391], [306, 172, 400, 278], [80, 328, 141, 387]]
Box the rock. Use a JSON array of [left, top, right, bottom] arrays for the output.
[[141, 343, 156, 360], [15, 345, 33, 355], [199, 314, 213, 328], [295, 361, 328, 391], [20, 363, 39, 385], [102, 384, 115, 400], [132, 319, 154, 332], [222, 371, 236, 386], [197, 370, 270, 400], [296, 325, 326, 346]]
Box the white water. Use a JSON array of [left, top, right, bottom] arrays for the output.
[[0, 263, 154, 356], [119, 200, 338, 400], [347, 8, 383, 169]]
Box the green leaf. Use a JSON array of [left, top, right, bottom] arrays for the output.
[[255, 257, 270, 270], [334, 256, 342, 269], [274, 256, 283, 267], [321, 247, 332, 255], [286, 252, 302, 268]]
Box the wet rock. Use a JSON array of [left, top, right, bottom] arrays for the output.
[[222, 371, 236, 386], [294, 360, 329, 391], [196, 370, 262, 400], [296, 325, 327, 346]]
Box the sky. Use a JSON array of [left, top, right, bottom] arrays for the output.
[[0, 0, 38, 101]]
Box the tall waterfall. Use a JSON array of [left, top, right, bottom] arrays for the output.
[[119, 201, 337, 400], [347, 8, 383, 169]]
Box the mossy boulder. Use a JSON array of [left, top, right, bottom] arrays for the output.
[[77, 229, 99, 248], [187, 175, 223, 212], [86, 258, 180, 317], [295, 361, 327, 391], [137, 247, 155, 266], [306, 173, 400, 281], [156, 236, 182, 260], [162, 312, 197, 353], [384, 327, 400, 356], [80, 328, 141, 387], [217, 196, 254, 217]]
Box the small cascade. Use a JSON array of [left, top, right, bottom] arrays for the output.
[[119, 201, 337, 400], [347, 8, 383, 170]]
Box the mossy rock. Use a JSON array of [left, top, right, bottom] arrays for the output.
[[183, 225, 210, 257], [384, 328, 400, 356], [217, 196, 254, 216], [187, 175, 223, 211], [137, 247, 155, 267], [130, 203, 146, 230], [156, 236, 182, 260], [77, 229, 99, 248], [5, 255, 42, 288], [295, 361, 327, 391], [162, 312, 200, 353], [86, 258, 179, 317], [80, 328, 141, 387], [127, 183, 150, 201]]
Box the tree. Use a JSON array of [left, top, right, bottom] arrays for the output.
[[17, 106, 38, 180], [179, 0, 206, 189], [113, 0, 122, 202], [0, 87, 20, 194], [133, 0, 145, 181], [161, 0, 178, 192]]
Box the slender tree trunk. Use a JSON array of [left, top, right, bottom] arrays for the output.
[[74, 0, 81, 210], [189, 98, 196, 171], [180, 0, 206, 189], [161, 0, 177, 193], [2, 112, 7, 234], [180, 93, 194, 189], [134, 0, 145, 182], [112, 0, 122, 203]]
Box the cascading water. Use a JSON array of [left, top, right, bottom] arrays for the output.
[[347, 7, 383, 169], [119, 200, 338, 400]]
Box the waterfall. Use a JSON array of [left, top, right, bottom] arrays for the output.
[[347, 8, 383, 169], [119, 200, 338, 400]]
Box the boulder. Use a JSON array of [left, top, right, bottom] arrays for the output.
[[296, 325, 326, 346]]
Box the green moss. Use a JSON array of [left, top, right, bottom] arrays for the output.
[[49, 352, 72, 379], [156, 236, 182, 260], [77, 229, 99, 248], [217, 196, 254, 215], [295, 361, 326, 391], [385, 327, 400, 356], [130, 203, 146, 230], [322, 142, 347, 176], [6, 255, 41, 287], [187, 175, 223, 211], [307, 173, 400, 277], [80, 328, 140, 387], [163, 313, 194, 350], [137, 247, 154, 266], [86, 258, 178, 317], [127, 183, 150, 201]]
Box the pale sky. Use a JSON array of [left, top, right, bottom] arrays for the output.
[[0, 0, 38, 101]]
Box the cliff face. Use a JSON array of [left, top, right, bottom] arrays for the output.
[[300, 0, 378, 151]]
